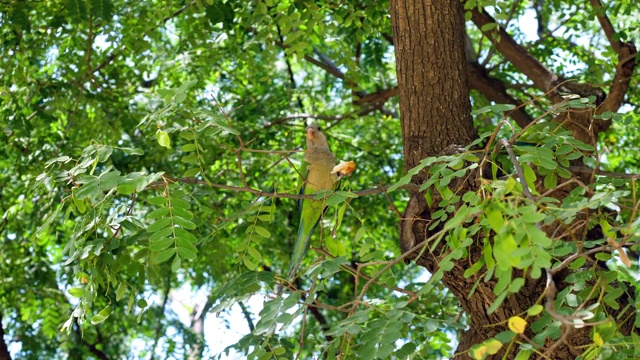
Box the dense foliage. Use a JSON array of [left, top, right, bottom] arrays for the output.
[[1, 0, 638, 359]]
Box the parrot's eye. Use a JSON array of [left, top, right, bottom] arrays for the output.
[[317, 126, 322, 131]]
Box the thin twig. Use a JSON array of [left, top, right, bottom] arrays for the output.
[[311, 247, 417, 298], [498, 139, 535, 201], [237, 301, 255, 332]]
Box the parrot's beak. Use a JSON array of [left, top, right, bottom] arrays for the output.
[[306, 127, 316, 140]]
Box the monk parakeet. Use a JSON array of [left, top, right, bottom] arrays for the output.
[[287, 124, 339, 280]]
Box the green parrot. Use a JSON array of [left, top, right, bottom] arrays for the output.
[[287, 124, 340, 280]]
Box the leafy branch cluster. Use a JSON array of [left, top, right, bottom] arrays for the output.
[[392, 99, 640, 359]]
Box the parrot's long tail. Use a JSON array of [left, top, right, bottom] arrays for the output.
[[287, 219, 319, 281]]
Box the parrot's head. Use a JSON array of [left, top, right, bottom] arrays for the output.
[[306, 124, 328, 148]]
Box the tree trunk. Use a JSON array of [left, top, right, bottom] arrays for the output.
[[390, 1, 483, 353], [390, 0, 475, 169]]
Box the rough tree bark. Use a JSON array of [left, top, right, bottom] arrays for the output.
[[390, 0, 476, 170], [389, 0, 484, 353], [390, 0, 637, 359]]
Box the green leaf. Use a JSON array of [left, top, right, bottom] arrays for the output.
[[149, 227, 173, 242], [509, 277, 525, 293], [494, 234, 519, 270], [480, 22, 497, 32], [147, 207, 170, 219], [96, 146, 113, 162], [326, 236, 347, 257], [115, 282, 126, 301], [485, 207, 505, 232], [68, 288, 85, 298], [155, 248, 176, 263], [243, 256, 257, 270], [494, 330, 515, 343], [174, 216, 197, 230], [148, 196, 169, 205], [253, 225, 271, 238], [99, 171, 122, 191], [120, 147, 144, 155], [175, 228, 198, 243], [543, 172, 557, 189], [355, 227, 367, 242], [147, 218, 172, 233], [514, 349, 532, 360], [526, 224, 552, 248], [183, 168, 200, 177], [172, 208, 194, 222], [325, 193, 347, 206], [472, 103, 515, 115], [45, 155, 72, 166], [72, 192, 88, 214], [171, 198, 191, 209], [76, 182, 100, 200], [488, 291, 508, 314], [599, 218, 615, 238], [247, 246, 263, 262], [91, 306, 112, 325], [464, 259, 485, 278], [116, 183, 136, 195], [528, 304, 543, 316], [137, 299, 148, 308], [171, 255, 182, 272], [177, 246, 197, 260], [181, 154, 199, 163], [150, 237, 174, 251], [181, 144, 196, 152], [156, 130, 171, 148], [175, 237, 197, 252]]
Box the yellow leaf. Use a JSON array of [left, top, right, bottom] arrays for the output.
[[485, 339, 502, 354], [469, 345, 487, 360], [508, 316, 527, 334], [593, 332, 604, 347]]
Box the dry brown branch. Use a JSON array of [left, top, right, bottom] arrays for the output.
[[588, 0, 637, 114]]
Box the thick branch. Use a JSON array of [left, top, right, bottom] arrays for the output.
[[589, 0, 621, 53], [377, 31, 532, 127], [354, 87, 399, 106], [589, 0, 637, 114], [467, 62, 533, 127], [471, 8, 559, 98]]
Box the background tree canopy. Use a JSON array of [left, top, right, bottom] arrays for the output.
[[1, 0, 638, 359]]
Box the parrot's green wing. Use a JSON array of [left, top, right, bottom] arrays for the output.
[[287, 167, 338, 281]]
